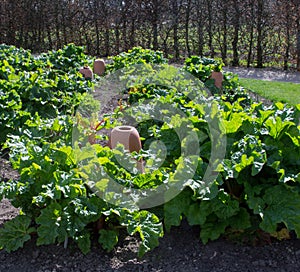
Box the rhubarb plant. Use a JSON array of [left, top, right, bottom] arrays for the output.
[[1, 45, 300, 256]]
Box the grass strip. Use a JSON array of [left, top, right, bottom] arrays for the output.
[[239, 78, 300, 106]]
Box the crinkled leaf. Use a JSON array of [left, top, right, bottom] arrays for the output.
[[260, 185, 300, 236], [164, 189, 192, 231], [200, 216, 228, 244], [75, 231, 91, 255], [125, 210, 163, 257], [0, 215, 35, 252], [200, 208, 251, 244], [244, 182, 267, 215], [223, 112, 245, 133], [98, 229, 119, 252], [211, 190, 240, 219], [286, 132, 300, 147], [265, 116, 294, 140], [229, 208, 251, 230], [186, 201, 209, 225], [36, 202, 62, 245], [229, 135, 266, 177]]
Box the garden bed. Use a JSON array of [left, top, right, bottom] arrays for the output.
[[1, 131, 300, 272], [1, 45, 300, 271]]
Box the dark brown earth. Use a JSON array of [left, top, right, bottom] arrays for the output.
[[1, 158, 300, 272]]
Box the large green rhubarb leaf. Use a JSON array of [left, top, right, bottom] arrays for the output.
[[75, 231, 91, 255], [36, 202, 63, 245], [0, 215, 35, 252], [98, 229, 119, 252], [200, 216, 228, 244], [124, 210, 163, 257], [260, 185, 300, 236], [227, 135, 266, 178], [163, 189, 192, 231]]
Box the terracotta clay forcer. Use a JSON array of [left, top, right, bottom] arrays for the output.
[[79, 66, 93, 79], [210, 71, 223, 89], [109, 126, 144, 172], [93, 59, 106, 76]]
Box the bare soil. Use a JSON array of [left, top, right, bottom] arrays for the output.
[[1, 158, 300, 272]]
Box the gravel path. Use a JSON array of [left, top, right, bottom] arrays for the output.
[[224, 67, 300, 84]]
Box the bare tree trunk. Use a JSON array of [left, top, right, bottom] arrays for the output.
[[122, 19, 128, 51], [153, 22, 158, 50], [232, 0, 240, 66], [247, 1, 255, 67], [90, 0, 101, 56], [206, 0, 215, 58], [284, 5, 291, 71], [7, 1, 17, 45], [297, 17, 300, 71], [85, 33, 91, 54], [62, 8, 67, 45], [95, 21, 100, 56], [196, 1, 204, 56], [130, 18, 135, 48], [256, 0, 264, 68], [185, 0, 191, 56], [47, 27, 53, 50], [54, 0, 61, 50], [0, 1, 5, 44], [152, 0, 159, 50], [115, 25, 120, 53], [105, 28, 110, 57], [162, 27, 172, 56], [197, 23, 204, 57], [55, 20, 61, 49], [147, 0, 161, 50], [173, 25, 179, 60], [295, 1, 300, 72], [171, 0, 180, 60], [247, 31, 254, 67], [220, 3, 228, 65]]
